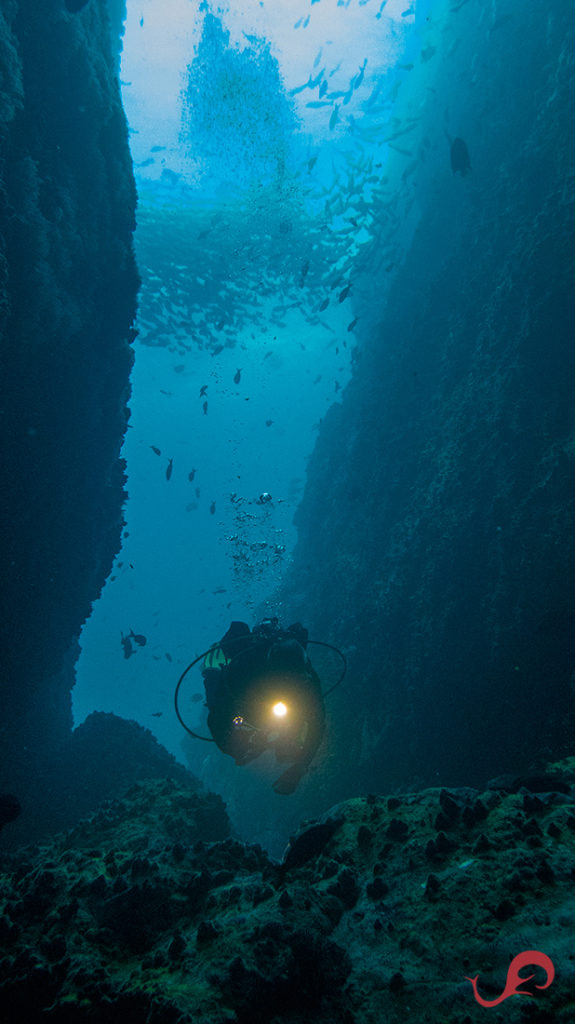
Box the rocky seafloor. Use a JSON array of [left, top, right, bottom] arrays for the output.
[[1, 763, 575, 1023]]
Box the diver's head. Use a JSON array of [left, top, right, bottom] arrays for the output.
[[253, 617, 280, 637], [267, 637, 306, 673]]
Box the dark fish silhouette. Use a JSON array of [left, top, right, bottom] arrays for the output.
[[209, 501, 216, 515], [234, 368, 242, 384], [150, 445, 161, 456], [203, 401, 208, 415], [129, 630, 147, 647], [200, 385, 208, 396], [188, 469, 196, 482], [450, 136, 471, 175], [166, 458, 173, 481], [121, 632, 136, 659]]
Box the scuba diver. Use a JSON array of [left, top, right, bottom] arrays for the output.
[[200, 618, 326, 795]]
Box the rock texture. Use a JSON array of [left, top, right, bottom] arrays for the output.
[[0, 2, 138, 813], [274, 0, 575, 799], [1, 766, 574, 1022], [1, 712, 199, 851]]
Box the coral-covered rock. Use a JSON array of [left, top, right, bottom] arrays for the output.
[[1, 763, 575, 1021]]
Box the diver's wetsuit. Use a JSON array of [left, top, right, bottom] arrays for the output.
[[202, 620, 325, 794]]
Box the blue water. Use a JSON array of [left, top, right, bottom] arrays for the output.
[[72, 0, 572, 846], [73, 0, 428, 750]]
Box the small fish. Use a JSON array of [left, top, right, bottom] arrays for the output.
[[165, 653, 173, 663], [319, 297, 329, 312], [209, 501, 216, 515], [151, 712, 163, 718], [329, 104, 340, 131], [150, 445, 161, 456], [338, 283, 351, 303], [199, 384, 208, 397], [166, 458, 173, 481], [188, 469, 196, 482], [289, 72, 310, 92], [121, 632, 135, 659], [450, 136, 471, 175], [202, 401, 208, 415], [265, 420, 274, 427], [234, 368, 242, 384], [347, 317, 359, 332], [354, 60, 367, 90], [129, 630, 147, 647]]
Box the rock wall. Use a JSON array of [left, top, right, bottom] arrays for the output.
[[2, 766, 575, 1021], [0, 1, 139, 824], [277, 2, 575, 798]]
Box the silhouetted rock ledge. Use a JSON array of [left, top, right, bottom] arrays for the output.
[[1, 712, 199, 850], [1, 761, 575, 1023]]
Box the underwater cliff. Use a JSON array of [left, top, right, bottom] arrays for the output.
[[0, 0, 140, 836], [275, 0, 575, 801]]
